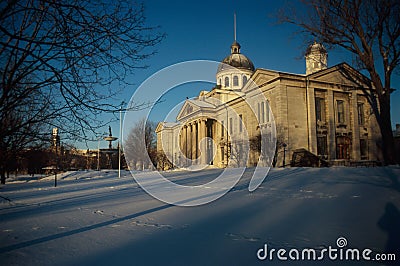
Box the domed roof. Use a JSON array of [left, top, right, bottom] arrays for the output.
[[217, 41, 255, 73], [306, 42, 327, 55]]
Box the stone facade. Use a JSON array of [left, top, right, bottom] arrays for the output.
[[156, 41, 383, 169]]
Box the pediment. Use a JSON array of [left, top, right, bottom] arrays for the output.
[[308, 63, 372, 89], [243, 68, 279, 92], [176, 101, 199, 120], [252, 69, 280, 84], [155, 122, 179, 133], [155, 122, 164, 133], [176, 99, 217, 120]]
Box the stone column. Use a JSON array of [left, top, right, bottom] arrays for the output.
[[192, 122, 197, 161], [199, 119, 207, 165], [327, 90, 336, 160], [184, 125, 188, 165], [307, 86, 317, 154], [188, 123, 193, 162], [179, 126, 183, 160], [351, 91, 360, 160]]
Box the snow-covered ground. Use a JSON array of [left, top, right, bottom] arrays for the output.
[[1, 167, 399, 265]]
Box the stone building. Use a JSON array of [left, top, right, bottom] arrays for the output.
[[156, 40, 382, 169]]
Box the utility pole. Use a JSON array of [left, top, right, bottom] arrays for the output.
[[118, 106, 122, 178]]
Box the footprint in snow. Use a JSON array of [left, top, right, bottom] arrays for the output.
[[226, 233, 260, 242], [133, 220, 172, 229]]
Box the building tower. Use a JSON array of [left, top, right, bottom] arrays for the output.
[[216, 14, 255, 90], [305, 42, 328, 75], [51, 127, 60, 155]]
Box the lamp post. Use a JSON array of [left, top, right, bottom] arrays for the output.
[[55, 143, 58, 187], [97, 136, 102, 171], [97, 139, 100, 171], [118, 106, 122, 178], [106, 100, 140, 178]]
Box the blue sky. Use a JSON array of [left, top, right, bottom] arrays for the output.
[[81, 0, 400, 150]]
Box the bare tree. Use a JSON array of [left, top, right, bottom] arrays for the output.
[[0, 0, 164, 183], [280, 0, 400, 164], [124, 118, 157, 170]]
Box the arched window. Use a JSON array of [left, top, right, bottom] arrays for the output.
[[233, 76, 239, 86], [243, 76, 248, 86], [224, 77, 229, 87], [219, 78, 221, 85]]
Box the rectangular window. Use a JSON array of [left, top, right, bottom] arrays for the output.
[[221, 121, 224, 137], [337, 100, 345, 124], [360, 139, 368, 160], [265, 101, 270, 122], [239, 114, 243, 132], [261, 101, 265, 123], [257, 102, 261, 123], [357, 103, 364, 125], [315, 97, 325, 122], [221, 147, 225, 162], [233, 76, 239, 86], [317, 136, 328, 157], [229, 117, 233, 133]]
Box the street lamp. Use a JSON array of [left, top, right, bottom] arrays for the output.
[[107, 100, 144, 178], [119, 105, 122, 178]]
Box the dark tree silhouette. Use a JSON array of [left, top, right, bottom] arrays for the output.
[[280, 0, 400, 164], [0, 0, 164, 183]]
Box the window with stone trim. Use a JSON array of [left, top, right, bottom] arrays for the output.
[[260, 101, 265, 123], [225, 77, 229, 87], [243, 76, 248, 86], [239, 114, 243, 132], [233, 76, 239, 86], [336, 100, 345, 124], [360, 139, 368, 160], [317, 136, 328, 157], [357, 102, 365, 125], [315, 97, 325, 122]]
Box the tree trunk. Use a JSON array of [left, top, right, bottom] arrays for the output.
[[378, 96, 396, 165], [1, 167, 5, 184]]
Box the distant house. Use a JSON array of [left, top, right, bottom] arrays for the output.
[[156, 40, 382, 169]]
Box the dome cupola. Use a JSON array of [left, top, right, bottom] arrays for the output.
[[215, 14, 255, 90], [217, 41, 255, 73]]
